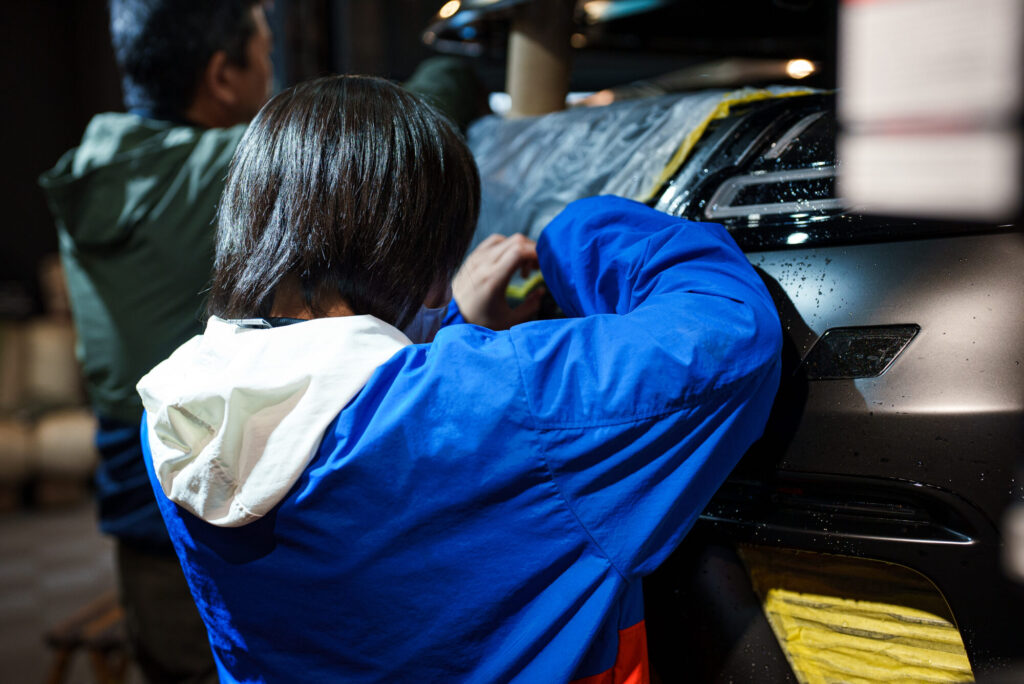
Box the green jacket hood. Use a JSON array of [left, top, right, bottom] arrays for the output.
[[39, 113, 242, 247], [37, 112, 246, 424]]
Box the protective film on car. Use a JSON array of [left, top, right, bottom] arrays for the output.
[[467, 86, 815, 244]]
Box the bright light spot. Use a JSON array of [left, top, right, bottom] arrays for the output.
[[583, 0, 612, 22], [489, 92, 512, 116], [786, 59, 815, 79], [439, 0, 461, 19], [786, 232, 810, 245], [571, 32, 588, 49]]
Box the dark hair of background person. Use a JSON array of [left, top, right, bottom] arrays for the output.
[[208, 75, 481, 329], [108, 0, 262, 117]]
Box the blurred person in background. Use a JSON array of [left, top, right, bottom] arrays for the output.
[[38, 1, 274, 679], [37, 1, 483, 680]]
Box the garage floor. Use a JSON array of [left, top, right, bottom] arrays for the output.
[[0, 501, 141, 683]]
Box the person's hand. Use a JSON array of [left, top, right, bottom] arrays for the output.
[[453, 234, 545, 330]]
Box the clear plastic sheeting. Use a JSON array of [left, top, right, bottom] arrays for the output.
[[468, 86, 814, 243]]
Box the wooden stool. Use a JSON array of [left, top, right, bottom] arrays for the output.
[[44, 590, 129, 684]]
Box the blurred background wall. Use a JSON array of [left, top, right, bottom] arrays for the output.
[[0, 0, 837, 320], [0, 1, 121, 319], [0, 0, 462, 319]]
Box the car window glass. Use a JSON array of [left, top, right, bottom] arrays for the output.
[[659, 97, 1003, 250], [704, 112, 846, 224], [655, 114, 747, 217], [753, 111, 835, 171]]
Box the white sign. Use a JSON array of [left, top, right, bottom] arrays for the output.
[[838, 0, 1023, 220]]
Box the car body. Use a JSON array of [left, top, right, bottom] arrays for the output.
[[641, 92, 1024, 681], [472, 90, 1024, 680]]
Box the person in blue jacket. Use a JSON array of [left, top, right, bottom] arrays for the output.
[[137, 75, 782, 683]]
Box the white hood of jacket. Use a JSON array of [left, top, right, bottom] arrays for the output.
[[137, 316, 410, 527]]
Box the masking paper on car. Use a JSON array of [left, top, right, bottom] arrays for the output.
[[468, 86, 814, 243]]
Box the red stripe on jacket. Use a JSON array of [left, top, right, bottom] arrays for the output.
[[571, 621, 650, 684]]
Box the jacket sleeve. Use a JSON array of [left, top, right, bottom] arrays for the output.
[[441, 298, 467, 328], [510, 195, 782, 580]]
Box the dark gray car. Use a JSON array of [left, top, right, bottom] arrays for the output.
[[472, 91, 1024, 681], [645, 92, 1024, 682]]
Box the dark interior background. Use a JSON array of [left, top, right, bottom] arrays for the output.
[[0, 0, 836, 318]]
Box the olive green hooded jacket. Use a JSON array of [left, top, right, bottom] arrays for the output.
[[39, 115, 245, 424]]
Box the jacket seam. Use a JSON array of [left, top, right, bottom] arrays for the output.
[[509, 327, 777, 581], [525, 375, 758, 431], [509, 331, 630, 582]]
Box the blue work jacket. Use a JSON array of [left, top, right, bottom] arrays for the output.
[[141, 196, 782, 683]]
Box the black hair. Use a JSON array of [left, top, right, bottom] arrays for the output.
[[208, 76, 481, 329], [109, 0, 261, 117]]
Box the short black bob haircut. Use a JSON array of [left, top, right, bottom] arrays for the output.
[[109, 0, 261, 118], [208, 75, 481, 329]]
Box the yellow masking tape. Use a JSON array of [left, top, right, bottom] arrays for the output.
[[637, 88, 817, 204]]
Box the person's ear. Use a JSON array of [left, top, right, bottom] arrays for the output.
[[202, 50, 242, 109]]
